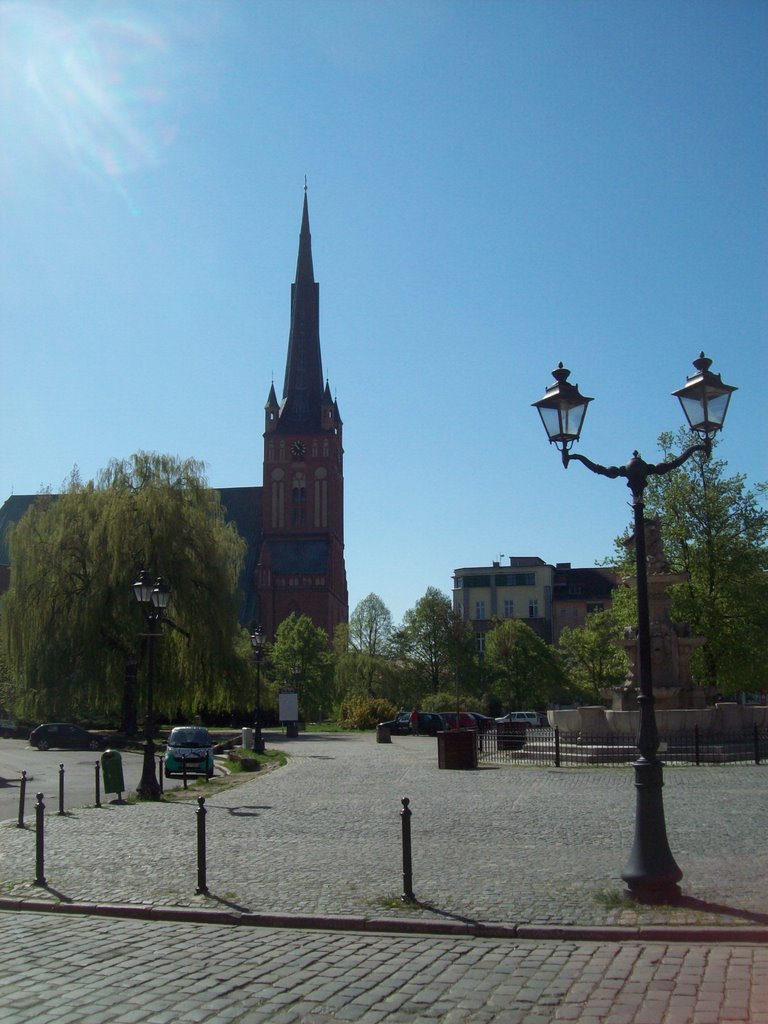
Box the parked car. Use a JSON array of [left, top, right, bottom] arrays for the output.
[[466, 712, 495, 732], [495, 711, 541, 729], [438, 712, 478, 731], [378, 711, 445, 736], [0, 716, 16, 738], [29, 723, 109, 751], [164, 726, 215, 778]]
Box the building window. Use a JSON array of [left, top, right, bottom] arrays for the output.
[[475, 600, 486, 620], [476, 632, 485, 654], [291, 472, 306, 527], [503, 599, 514, 618], [586, 603, 605, 614], [271, 469, 285, 528], [314, 468, 328, 527], [528, 599, 538, 618]]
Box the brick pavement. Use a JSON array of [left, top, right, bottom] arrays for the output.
[[1, 730, 765, 929], [0, 910, 766, 1023], [1, 730, 767, 1023]]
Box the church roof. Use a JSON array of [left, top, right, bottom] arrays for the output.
[[277, 190, 325, 433]]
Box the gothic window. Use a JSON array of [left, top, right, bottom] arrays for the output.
[[314, 467, 327, 527], [291, 472, 306, 527], [271, 469, 285, 528]]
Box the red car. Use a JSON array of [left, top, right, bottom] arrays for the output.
[[438, 712, 478, 731]]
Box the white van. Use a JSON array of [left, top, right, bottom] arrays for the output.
[[495, 711, 540, 728]]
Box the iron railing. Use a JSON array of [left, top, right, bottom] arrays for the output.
[[477, 724, 768, 767]]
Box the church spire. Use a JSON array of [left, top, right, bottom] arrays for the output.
[[279, 189, 324, 431]]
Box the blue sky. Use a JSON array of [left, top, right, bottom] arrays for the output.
[[1, 0, 766, 626]]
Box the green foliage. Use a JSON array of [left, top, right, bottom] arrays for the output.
[[270, 612, 333, 721], [613, 430, 768, 692], [559, 610, 628, 703], [348, 593, 393, 656], [391, 593, 456, 696], [2, 454, 250, 725], [418, 690, 464, 713], [338, 695, 397, 729], [484, 619, 570, 710]]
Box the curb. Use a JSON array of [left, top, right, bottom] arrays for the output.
[[1, 898, 766, 943]]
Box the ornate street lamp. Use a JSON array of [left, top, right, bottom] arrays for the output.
[[533, 353, 736, 901], [250, 626, 265, 754], [132, 569, 172, 799]]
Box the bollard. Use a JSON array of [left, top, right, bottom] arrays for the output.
[[195, 796, 209, 895], [182, 755, 188, 790], [157, 755, 164, 794], [400, 796, 415, 903], [35, 793, 46, 886], [554, 725, 561, 768], [17, 770, 27, 828], [58, 763, 65, 816], [754, 723, 761, 766], [694, 724, 700, 766], [94, 761, 101, 808]]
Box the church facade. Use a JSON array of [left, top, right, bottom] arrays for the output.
[[0, 193, 349, 642], [252, 191, 348, 639]]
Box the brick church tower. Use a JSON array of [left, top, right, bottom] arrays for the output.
[[255, 191, 348, 640]]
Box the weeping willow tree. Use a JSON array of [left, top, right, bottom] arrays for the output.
[[2, 453, 250, 728]]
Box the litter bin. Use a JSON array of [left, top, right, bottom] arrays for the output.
[[101, 749, 125, 797], [437, 729, 477, 770], [241, 727, 254, 751], [376, 724, 392, 744]]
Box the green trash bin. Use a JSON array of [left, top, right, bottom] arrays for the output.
[[101, 749, 125, 798]]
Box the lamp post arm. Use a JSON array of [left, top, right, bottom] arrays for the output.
[[645, 438, 710, 481], [562, 451, 624, 479]]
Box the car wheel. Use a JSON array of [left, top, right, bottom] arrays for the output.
[[37, 739, 49, 750], [88, 739, 100, 751]]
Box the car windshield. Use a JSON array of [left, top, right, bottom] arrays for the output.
[[168, 728, 211, 747]]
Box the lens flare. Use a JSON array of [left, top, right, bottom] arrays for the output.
[[1, 3, 177, 190]]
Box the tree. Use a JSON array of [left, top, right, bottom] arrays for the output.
[[559, 610, 628, 703], [614, 429, 768, 693], [348, 593, 393, 656], [394, 587, 455, 696], [333, 595, 400, 705], [2, 453, 249, 727], [484, 619, 569, 711], [270, 612, 333, 722]]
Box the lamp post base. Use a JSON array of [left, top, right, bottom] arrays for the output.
[[253, 724, 265, 755], [621, 756, 682, 903], [136, 739, 161, 800]]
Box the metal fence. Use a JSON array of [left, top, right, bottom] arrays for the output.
[[477, 725, 768, 767]]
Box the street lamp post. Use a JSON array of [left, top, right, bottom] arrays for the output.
[[533, 353, 736, 901], [132, 569, 172, 800], [250, 626, 265, 754]]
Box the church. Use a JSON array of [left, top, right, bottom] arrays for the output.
[[0, 192, 349, 641]]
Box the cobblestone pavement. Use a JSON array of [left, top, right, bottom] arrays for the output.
[[1, 909, 767, 1024], [1, 731, 766, 929], [1, 732, 767, 1023]]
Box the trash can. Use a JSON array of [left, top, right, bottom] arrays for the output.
[[376, 724, 392, 744], [437, 729, 477, 770], [241, 727, 254, 751], [101, 749, 125, 796]]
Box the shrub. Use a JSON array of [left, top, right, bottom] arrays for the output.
[[338, 696, 398, 730]]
